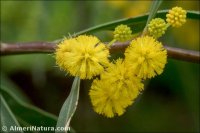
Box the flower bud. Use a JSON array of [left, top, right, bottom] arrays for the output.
[[166, 6, 187, 27], [113, 24, 132, 42], [148, 18, 167, 38]]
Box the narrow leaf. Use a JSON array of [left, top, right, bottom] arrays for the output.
[[0, 85, 57, 132], [0, 95, 23, 133], [143, 0, 163, 34], [146, 0, 163, 26], [56, 77, 80, 133], [75, 10, 199, 36]]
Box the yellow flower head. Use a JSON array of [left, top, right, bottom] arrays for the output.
[[113, 24, 132, 42], [89, 79, 131, 118], [125, 36, 167, 79], [89, 59, 143, 118], [148, 18, 167, 38], [55, 35, 110, 79], [101, 59, 144, 100], [166, 6, 187, 27]]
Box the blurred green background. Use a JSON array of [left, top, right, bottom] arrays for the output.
[[1, 0, 199, 132]]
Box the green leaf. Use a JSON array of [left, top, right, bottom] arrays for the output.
[[56, 77, 80, 133], [75, 10, 200, 36], [143, 0, 163, 33], [0, 85, 57, 133], [0, 95, 23, 133]]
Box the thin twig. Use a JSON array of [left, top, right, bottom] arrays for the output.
[[0, 41, 199, 63]]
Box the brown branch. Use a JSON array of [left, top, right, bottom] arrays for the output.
[[0, 41, 199, 63], [0, 42, 56, 54]]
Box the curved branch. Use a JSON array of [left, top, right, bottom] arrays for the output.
[[0, 41, 199, 63]]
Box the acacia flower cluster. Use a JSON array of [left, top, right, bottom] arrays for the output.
[[90, 59, 143, 117], [147, 18, 167, 38], [89, 23, 168, 117], [55, 6, 187, 118], [166, 6, 187, 27], [90, 35, 167, 117], [125, 36, 167, 79], [55, 35, 110, 79], [113, 24, 132, 42], [147, 6, 187, 38]]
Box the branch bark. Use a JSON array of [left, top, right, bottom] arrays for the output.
[[0, 41, 199, 63]]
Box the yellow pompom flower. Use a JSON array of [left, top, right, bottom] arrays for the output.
[[125, 36, 167, 79], [55, 35, 110, 79], [101, 59, 144, 100], [89, 79, 131, 118], [113, 24, 132, 42], [89, 59, 143, 118], [166, 6, 187, 27], [148, 18, 167, 38]]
